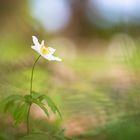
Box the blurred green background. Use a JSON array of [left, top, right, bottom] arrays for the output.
[[0, 0, 140, 139]]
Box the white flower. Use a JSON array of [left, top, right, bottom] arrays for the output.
[[31, 36, 62, 61]]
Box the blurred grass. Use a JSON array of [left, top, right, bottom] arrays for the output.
[[76, 113, 140, 140]]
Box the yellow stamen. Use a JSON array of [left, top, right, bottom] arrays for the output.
[[40, 46, 50, 55]]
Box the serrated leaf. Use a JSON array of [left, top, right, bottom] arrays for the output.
[[43, 95, 62, 119], [4, 95, 23, 101], [31, 91, 45, 102], [13, 102, 29, 125], [31, 91, 41, 99], [1, 95, 24, 113], [3, 95, 23, 105], [31, 92, 62, 118], [33, 99, 49, 117], [4, 99, 15, 112], [24, 95, 33, 104], [0, 94, 29, 126]]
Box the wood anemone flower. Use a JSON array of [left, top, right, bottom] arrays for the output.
[[31, 36, 62, 61]]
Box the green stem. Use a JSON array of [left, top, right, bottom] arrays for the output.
[[30, 55, 41, 95], [26, 104, 31, 134], [27, 55, 41, 134]]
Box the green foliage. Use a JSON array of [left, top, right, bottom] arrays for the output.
[[33, 98, 49, 117], [103, 114, 140, 140], [0, 91, 61, 126], [13, 103, 29, 125], [19, 131, 75, 140], [0, 134, 8, 140], [19, 132, 51, 140], [76, 114, 140, 140], [31, 91, 62, 118], [0, 95, 28, 125]]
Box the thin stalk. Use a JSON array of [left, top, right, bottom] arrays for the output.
[[26, 104, 31, 134], [30, 55, 41, 95], [27, 55, 41, 134]]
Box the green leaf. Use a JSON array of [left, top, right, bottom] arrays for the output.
[[4, 95, 23, 102], [1, 95, 24, 112], [24, 95, 33, 104], [0, 94, 29, 126], [4, 99, 15, 112], [43, 95, 62, 119], [31, 92, 62, 118], [13, 102, 29, 125], [31, 91, 41, 99], [32, 91, 62, 119], [33, 99, 49, 117]]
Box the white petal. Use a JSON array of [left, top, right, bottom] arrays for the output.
[[32, 36, 40, 46], [32, 36, 42, 52], [31, 45, 37, 50], [41, 40, 44, 46], [54, 57, 62, 61], [31, 36, 62, 62], [43, 54, 62, 61], [31, 45, 41, 54], [48, 47, 56, 54], [31, 43, 41, 54]]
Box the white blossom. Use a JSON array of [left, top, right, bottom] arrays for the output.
[[31, 36, 62, 61]]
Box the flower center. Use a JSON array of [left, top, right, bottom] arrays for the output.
[[40, 46, 50, 55]]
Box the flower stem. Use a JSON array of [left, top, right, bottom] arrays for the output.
[[30, 55, 41, 95], [27, 55, 41, 134]]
